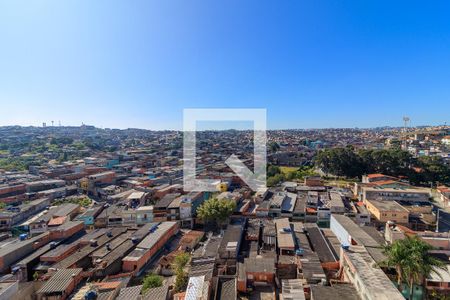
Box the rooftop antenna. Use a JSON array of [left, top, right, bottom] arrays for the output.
[[402, 116, 410, 150]]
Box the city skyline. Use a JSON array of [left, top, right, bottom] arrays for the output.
[[0, 120, 447, 131], [1, 1, 450, 129]]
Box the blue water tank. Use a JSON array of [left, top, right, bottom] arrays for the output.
[[341, 244, 350, 250], [84, 290, 98, 300]]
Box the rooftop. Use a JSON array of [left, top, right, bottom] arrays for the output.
[[216, 277, 237, 300], [116, 285, 142, 300], [274, 218, 295, 249], [154, 193, 181, 209], [366, 199, 409, 212], [244, 257, 275, 273], [37, 268, 82, 294], [310, 284, 360, 300], [344, 245, 404, 299], [304, 224, 337, 263], [282, 279, 305, 300], [428, 265, 450, 283]]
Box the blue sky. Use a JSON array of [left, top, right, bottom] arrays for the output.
[[1, 1, 450, 130]]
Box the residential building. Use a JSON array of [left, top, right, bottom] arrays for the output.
[[135, 206, 153, 225], [364, 199, 409, 224]]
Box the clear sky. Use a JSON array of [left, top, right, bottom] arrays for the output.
[[1, 1, 450, 130]]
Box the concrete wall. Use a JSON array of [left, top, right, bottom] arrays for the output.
[[330, 215, 351, 248]]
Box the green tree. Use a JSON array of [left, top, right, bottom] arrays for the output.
[[412, 156, 450, 186], [314, 147, 442, 184], [197, 198, 236, 228], [269, 142, 280, 153], [173, 252, 190, 272], [0, 158, 28, 171], [382, 238, 410, 289], [285, 166, 317, 181], [33, 271, 39, 281], [173, 269, 188, 292], [172, 252, 190, 293], [76, 197, 92, 207], [359, 149, 412, 176], [267, 173, 285, 187], [267, 165, 281, 177], [383, 236, 446, 299], [315, 147, 363, 178], [142, 273, 163, 292]]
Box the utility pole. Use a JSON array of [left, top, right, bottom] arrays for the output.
[[402, 116, 410, 150]]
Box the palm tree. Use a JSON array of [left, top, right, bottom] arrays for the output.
[[383, 236, 446, 299], [407, 237, 446, 300], [383, 238, 410, 290]]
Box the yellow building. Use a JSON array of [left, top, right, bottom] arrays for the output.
[[365, 199, 409, 224]]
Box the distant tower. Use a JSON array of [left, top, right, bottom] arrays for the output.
[[51, 120, 54, 127], [58, 120, 61, 127], [402, 116, 410, 150], [42, 122, 46, 128]]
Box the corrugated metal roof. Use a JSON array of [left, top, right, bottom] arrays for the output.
[[185, 276, 205, 300], [135, 222, 176, 250], [282, 279, 305, 300], [141, 284, 169, 300], [218, 277, 237, 300], [116, 285, 142, 300], [0, 232, 49, 257], [37, 268, 82, 294]]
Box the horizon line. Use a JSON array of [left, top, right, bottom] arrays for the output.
[[1, 123, 449, 132]]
